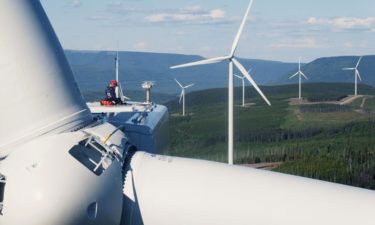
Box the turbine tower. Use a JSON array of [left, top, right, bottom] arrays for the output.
[[289, 58, 308, 100], [171, 0, 271, 165], [235, 68, 251, 107], [343, 56, 363, 96], [175, 79, 194, 116]]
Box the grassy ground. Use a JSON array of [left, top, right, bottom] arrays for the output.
[[167, 83, 375, 189]]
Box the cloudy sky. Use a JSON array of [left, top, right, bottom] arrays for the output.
[[41, 0, 375, 62]]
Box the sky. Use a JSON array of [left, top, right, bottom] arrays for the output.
[[41, 0, 375, 62]]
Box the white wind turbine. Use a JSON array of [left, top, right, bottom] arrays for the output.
[[170, 0, 271, 165], [234, 68, 252, 107], [343, 56, 363, 96], [289, 58, 308, 100], [175, 79, 194, 116]]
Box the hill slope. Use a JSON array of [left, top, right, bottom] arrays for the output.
[[65, 50, 298, 94], [277, 55, 375, 86]]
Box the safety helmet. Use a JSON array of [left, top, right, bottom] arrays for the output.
[[110, 80, 118, 86]]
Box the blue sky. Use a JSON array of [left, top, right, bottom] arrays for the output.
[[41, 0, 375, 62]]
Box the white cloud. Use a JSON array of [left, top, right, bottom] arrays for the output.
[[132, 41, 149, 51], [180, 5, 204, 14], [146, 14, 168, 23], [209, 9, 226, 19], [86, 16, 111, 21], [108, 1, 123, 7], [68, 0, 82, 8], [342, 41, 368, 49], [307, 16, 375, 30], [343, 42, 354, 48], [144, 6, 229, 24], [270, 38, 322, 49]]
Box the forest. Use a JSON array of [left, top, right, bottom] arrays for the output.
[[166, 83, 375, 190]]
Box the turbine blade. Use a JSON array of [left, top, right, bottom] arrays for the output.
[[170, 56, 230, 69], [229, 0, 254, 57], [356, 56, 363, 68], [289, 72, 299, 79], [179, 91, 183, 103], [300, 71, 308, 80], [343, 68, 355, 71], [175, 79, 183, 88], [184, 84, 194, 89], [234, 74, 243, 79], [232, 58, 271, 106], [357, 70, 362, 81]]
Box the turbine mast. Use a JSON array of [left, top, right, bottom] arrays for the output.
[[116, 51, 119, 83], [355, 71, 358, 96], [242, 78, 245, 107], [299, 72, 302, 100], [228, 61, 234, 165], [183, 89, 186, 116], [299, 59, 301, 99]]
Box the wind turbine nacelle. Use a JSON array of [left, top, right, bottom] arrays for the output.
[[0, 123, 126, 225]]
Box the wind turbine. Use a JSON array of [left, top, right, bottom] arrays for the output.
[[343, 56, 363, 96], [289, 58, 308, 100], [4, 2, 375, 225], [175, 79, 194, 116], [235, 68, 252, 107], [170, 0, 271, 165]]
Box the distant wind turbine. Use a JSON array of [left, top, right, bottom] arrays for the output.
[[170, 0, 271, 165], [289, 58, 308, 100], [234, 68, 252, 107], [175, 79, 194, 116], [343, 56, 363, 96]]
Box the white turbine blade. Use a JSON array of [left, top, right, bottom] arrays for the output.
[[356, 70, 362, 81], [174, 79, 183, 88], [343, 68, 355, 71], [179, 91, 183, 103], [229, 0, 254, 57], [232, 58, 271, 106], [170, 56, 230, 69], [184, 84, 194, 89], [300, 71, 308, 80], [356, 56, 363, 68], [289, 72, 299, 79], [234, 74, 243, 79]]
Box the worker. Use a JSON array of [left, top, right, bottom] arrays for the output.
[[105, 80, 121, 104]]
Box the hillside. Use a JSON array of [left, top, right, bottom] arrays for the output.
[[166, 83, 375, 190], [65, 50, 298, 94], [277, 55, 375, 86]]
